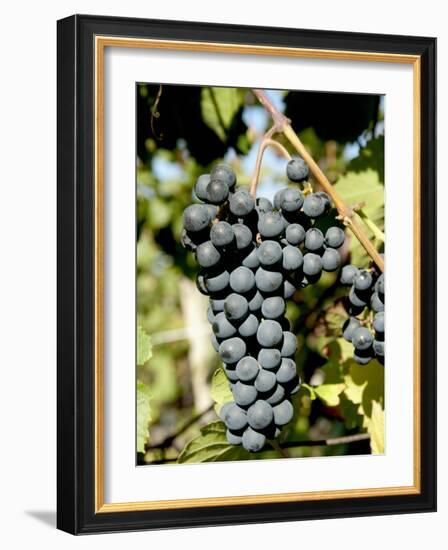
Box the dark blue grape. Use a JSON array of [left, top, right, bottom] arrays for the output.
[[230, 266, 255, 294], [247, 400, 274, 430], [229, 189, 255, 217], [285, 223, 306, 245], [325, 226, 345, 248], [282, 245, 303, 271], [232, 381, 257, 408], [241, 246, 260, 269], [341, 264, 359, 285], [303, 253, 322, 276], [266, 383, 286, 405], [283, 280, 296, 299], [204, 270, 229, 293], [196, 241, 221, 268], [219, 337, 246, 364], [206, 178, 229, 205], [349, 287, 368, 308], [322, 248, 341, 272], [212, 312, 237, 340], [183, 204, 212, 232], [248, 290, 263, 312], [280, 332, 297, 357], [257, 240, 283, 268], [242, 427, 266, 452], [238, 314, 259, 338], [236, 356, 259, 382], [258, 211, 284, 238], [275, 358, 297, 384], [280, 188, 304, 212], [286, 157, 309, 182], [254, 370, 277, 393], [272, 399, 294, 426], [220, 402, 247, 431], [354, 270, 373, 291], [258, 348, 281, 370], [224, 293, 249, 323], [223, 364, 239, 383], [255, 267, 283, 293], [342, 317, 361, 342], [261, 296, 286, 320], [305, 227, 324, 251], [210, 221, 234, 247], [257, 320, 283, 347], [352, 327, 374, 350], [257, 197, 273, 214], [194, 174, 210, 201], [373, 340, 384, 357], [210, 163, 236, 190], [371, 291, 384, 312], [226, 429, 242, 445], [373, 311, 384, 334], [273, 188, 287, 210], [303, 194, 325, 218], [232, 223, 253, 250], [210, 298, 225, 313]]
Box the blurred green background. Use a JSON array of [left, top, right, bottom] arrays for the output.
[[136, 85, 385, 465]]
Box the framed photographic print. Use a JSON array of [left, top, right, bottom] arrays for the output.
[[57, 14, 436, 534]]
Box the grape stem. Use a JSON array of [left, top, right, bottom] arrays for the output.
[[251, 89, 385, 273]]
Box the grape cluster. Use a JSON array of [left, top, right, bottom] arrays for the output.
[[182, 158, 346, 452], [340, 263, 385, 365]]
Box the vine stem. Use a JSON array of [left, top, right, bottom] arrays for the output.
[[250, 133, 292, 197], [252, 89, 384, 273]]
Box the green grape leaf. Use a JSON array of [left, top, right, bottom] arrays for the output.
[[334, 168, 384, 267], [177, 421, 249, 463], [210, 367, 233, 414], [201, 87, 245, 142], [137, 326, 152, 366], [365, 400, 384, 454], [136, 381, 152, 453], [313, 383, 345, 406], [348, 136, 384, 183]]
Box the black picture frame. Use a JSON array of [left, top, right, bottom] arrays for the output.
[[57, 14, 436, 535]]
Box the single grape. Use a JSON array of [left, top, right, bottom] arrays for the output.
[[219, 337, 247, 364], [373, 311, 385, 334], [238, 314, 259, 338], [210, 163, 236, 190], [280, 188, 304, 212], [212, 312, 237, 340], [224, 293, 249, 323], [280, 332, 297, 357], [230, 266, 255, 294], [254, 370, 277, 393], [303, 253, 322, 276], [206, 178, 229, 205], [226, 429, 242, 445], [257, 197, 273, 214], [257, 349, 281, 372], [257, 320, 283, 348], [258, 211, 284, 238], [236, 356, 259, 382], [247, 400, 274, 430], [273, 188, 287, 210], [232, 381, 258, 408], [286, 157, 309, 182], [204, 270, 229, 294], [341, 264, 359, 285], [196, 241, 221, 269], [229, 189, 255, 217], [248, 290, 263, 312], [282, 245, 303, 271], [275, 358, 297, 384], [193, 174, 210, 201], [255, 267, 284, 293], [353, 351, 373, 365], [303, 194, 325, 218], [272, 399, 294, 426], [220, 402, 248, 431], [231, 223, 252, 251], [322, 248, 341, 272], [342, 317, 361, 342], [305, 227, 324, 251], [266, 383, 286, 405], [371, 291, 384, 312], [373, 339, 384, 356], [354, 270, 373, 291], [261, 296, 286, 320], [257, 240, 283, 268], [285, 223, 306, 245], [352, 327, 374, 350], [210, 221, 234, 248], [325, 226, 345, 248], [241, 246, 260, 269], [204, 204, 219, 220], [242, 427, 266, 452], [183, 204, 212, 232]]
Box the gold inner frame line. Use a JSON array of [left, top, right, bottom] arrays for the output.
[[94, 35, 421, 513]]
